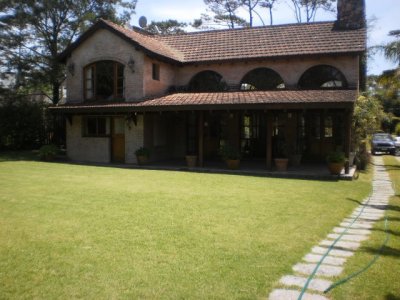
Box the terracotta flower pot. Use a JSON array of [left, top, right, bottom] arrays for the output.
[[185, 155, 197, 168], [275, 158, 289, 171], [225, 159, 240, 170], [328, 162, 344, 175], [136, 155, 148, 165]]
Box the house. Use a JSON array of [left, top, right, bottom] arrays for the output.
[[51, 0, 366, 174]]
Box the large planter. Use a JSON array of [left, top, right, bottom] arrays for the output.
[[136, 155, 148, 165], [349, 152, 356, 166], [185, 155, 197, 168], [328, 162, 344, 175], [275, 158, 289, 171], [225, 159, 240, 170]]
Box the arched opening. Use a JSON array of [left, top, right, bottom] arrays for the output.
[[240, 68, 285, 91], [188, 70, 226, 92], [84, 60, 124, 101], [298, 65, 348, 89]]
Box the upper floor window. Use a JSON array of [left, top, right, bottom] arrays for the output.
[[84, 60, 124, 101], [240, 68, 285, 91], [188, 70, 226, 92], [298, 65, 348, 89]]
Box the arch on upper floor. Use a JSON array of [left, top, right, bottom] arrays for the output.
[[298, 65, 348, 89], [240, 68, 285, 91], [83, 60, 124, 101], [188, 70, 226, 92]]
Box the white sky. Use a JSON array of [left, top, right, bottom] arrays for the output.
[[133, 0, 399, 75]]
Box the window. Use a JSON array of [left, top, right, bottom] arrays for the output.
[[240, 68, 285, 91], [298, 65, 348, 89], [152, 63, 160, 81], [83, 117, 110, 137], [84, 61, 124, 101]]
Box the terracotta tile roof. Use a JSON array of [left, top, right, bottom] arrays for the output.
[[157, 22, 366, 63], [60, 19, 366, 64], [51, 90, 357, 112]]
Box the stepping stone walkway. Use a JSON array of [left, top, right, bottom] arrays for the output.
[[268, 156, 393, 300]]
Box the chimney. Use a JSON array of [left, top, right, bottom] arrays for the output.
[[336, 0, 366, 30]]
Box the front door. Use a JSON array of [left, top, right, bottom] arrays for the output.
[[112, 117, 125, 163]]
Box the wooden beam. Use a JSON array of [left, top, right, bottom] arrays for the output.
[[266, 112, 273, 169], [198, 111, 204, 167], [344, 109, 352, 174]]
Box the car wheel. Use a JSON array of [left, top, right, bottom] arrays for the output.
[[372, 149, 376, 155]]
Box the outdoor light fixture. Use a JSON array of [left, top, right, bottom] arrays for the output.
[[67, 62, 75, 76], [127, 57, 135, 73]]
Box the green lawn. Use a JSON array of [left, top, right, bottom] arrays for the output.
[[0, 152, 371, 299], [331, 156, 400, 300]]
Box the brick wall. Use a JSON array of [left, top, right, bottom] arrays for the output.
[[66, 116, 111, 163], [125, 115, 144, 163], [66, 29, 145, 103]]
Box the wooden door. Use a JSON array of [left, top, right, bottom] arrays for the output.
[[112, 117, 125, 163]]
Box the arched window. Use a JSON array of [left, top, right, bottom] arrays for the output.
[[240, 68, 285, 91], [84, 60, 124, 101], [188, 71, 226, 92], [298, 65, 348, 89]]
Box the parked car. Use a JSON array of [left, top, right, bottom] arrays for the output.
[[371, 133, 396, 155]]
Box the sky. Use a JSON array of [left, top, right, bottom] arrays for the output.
[[132, 0, 399, 75]]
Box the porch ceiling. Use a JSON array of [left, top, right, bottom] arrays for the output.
[[51, 90, 357, 113]]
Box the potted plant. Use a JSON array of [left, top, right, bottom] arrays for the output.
[[135, 146, 150, 165], [39, 144, 59, 161], [185, 153, 197, 168], [220, 144, 241, 170], [326, 150, 345, 175], [274, 138, 289, 171]]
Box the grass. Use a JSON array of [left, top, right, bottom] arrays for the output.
[[330, 156, 400, 300], [0, 152, 371, 299]]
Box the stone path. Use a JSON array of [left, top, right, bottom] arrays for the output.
[[268, 156, 393, 300]]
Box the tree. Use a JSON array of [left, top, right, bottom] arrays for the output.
[[146, 20, 187, 35], [289, 0, 336, 23], [200, 0, 247, 29], [259, 0, 279, 25], [0, 0, 137, 104], [381, 30, 400, 67], [242, 0, 263, 27]]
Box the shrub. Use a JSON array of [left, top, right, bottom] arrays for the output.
[[219, 144, 241, 160], [395, 122, 400, 136], [39, 144, 59, 160], [326, 151, 345, 164], [135, 146, 150, 157]]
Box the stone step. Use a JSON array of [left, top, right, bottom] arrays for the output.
[[320, 240, 360, 250], [312, 246, 354, 257], [332, 227, 371, 235], [269, 289, 329, 300], [280, 275, 332, 292], [327, 233, 368, 242], [293, 263, 343, 277], [340, 222, 373, 229], [303, 253, 346, 266]]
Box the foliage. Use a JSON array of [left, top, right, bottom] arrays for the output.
[[145, 20, 187, 35], [0, 0, 137, 104], [0, 156, 371, 298], [289, 0, 336, 23], [395, 122, 400, 136], [134, 146, 150, 157], [38, 144, 59, 160], [199, 0, 247, 29], [219, 143, 241, 160], [0, 92, 49, 150], [352, 94, 388, 150], [326, 150, 345, 163]]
